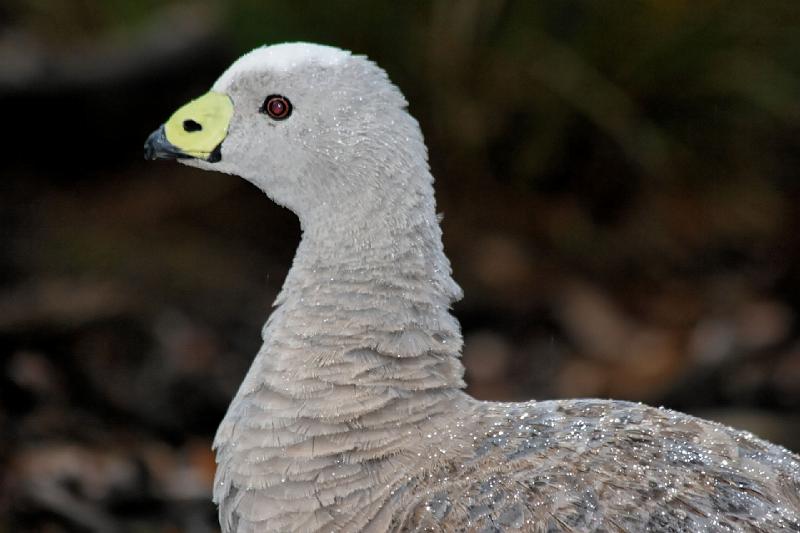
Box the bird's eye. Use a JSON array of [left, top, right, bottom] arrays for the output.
[[261, 95, 292, 120]]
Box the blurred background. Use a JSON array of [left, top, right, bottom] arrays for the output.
[[2, 0, 799, 531]]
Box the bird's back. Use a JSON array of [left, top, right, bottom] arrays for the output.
[[395, 398, 800, 532]]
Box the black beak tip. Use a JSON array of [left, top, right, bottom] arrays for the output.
[[144, 125, 190, 161], [143, 134, 157, 160], [143, 125, 220, 163], [144, 126, 167, 160]]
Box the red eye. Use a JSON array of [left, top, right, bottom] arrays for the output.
[[261, 95, 292, 120]]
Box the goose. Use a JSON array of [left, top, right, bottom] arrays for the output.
[[144, 42, 800, 533]]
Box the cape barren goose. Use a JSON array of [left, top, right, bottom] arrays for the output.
[[144, 43, 800, 532]]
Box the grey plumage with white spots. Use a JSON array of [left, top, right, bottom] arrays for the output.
[[156, 43, 800, 532]]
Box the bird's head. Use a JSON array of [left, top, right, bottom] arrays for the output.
[[145, 42, 427, 229]]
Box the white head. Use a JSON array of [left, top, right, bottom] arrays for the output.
[[145, 43, 432, 234]]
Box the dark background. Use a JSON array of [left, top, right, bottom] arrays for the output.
[[2, 1, 799, 531]]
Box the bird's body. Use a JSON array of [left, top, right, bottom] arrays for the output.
[[145, 42, 800, 532]]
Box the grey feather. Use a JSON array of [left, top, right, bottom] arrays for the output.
[[162, 43, 799, 532]]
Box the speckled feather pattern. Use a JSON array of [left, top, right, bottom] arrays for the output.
[[394, 399, 800, 532], [179, 44, 800, 532]]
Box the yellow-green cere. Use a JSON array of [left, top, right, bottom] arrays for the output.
[[164, 91, 234, 158]]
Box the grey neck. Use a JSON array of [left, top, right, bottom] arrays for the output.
[[213, 155, 471, 531], [223, 169, 465, 438], [268, 183, 466, 400]]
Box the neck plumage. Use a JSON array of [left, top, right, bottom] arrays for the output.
[[213, 164, 468, 529], [245, 205, 467, 407], [251, 161, 465, 397]]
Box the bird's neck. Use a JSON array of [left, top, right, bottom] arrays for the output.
[[212, 166, 475, 529], [258, 190, 466, 400], [215, 179, 467, 446]]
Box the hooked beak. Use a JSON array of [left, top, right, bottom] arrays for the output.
[[144, 91, 233, 163]]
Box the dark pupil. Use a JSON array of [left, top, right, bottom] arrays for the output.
[[269, 99, 285, 116]]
